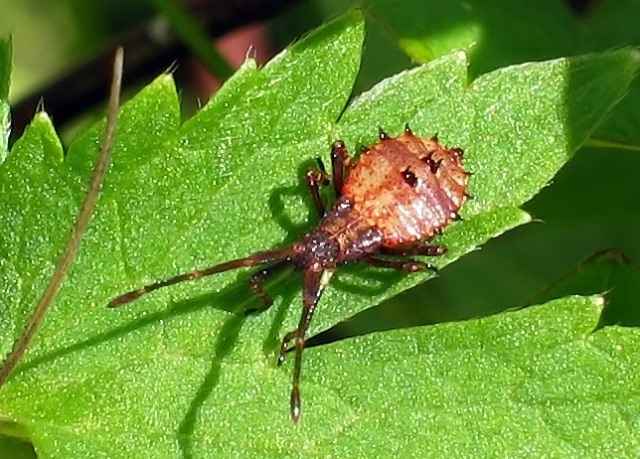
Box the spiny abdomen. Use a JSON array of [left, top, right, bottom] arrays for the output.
[[341, 131, 470, 248]]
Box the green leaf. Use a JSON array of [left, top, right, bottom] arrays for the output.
[[0, 114, 67, 356], [310, 295, 640, 456], [0, 36, 11, 163], [0, 12, 637, 457]]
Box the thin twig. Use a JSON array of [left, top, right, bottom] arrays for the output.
[[0, 48, 124, 388]]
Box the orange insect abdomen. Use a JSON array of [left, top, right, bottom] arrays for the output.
[[341, 132, 469, 249]]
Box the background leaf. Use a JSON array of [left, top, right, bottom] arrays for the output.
[[0, 36, 10, 163], [308, 295, 640, 457], [530, 248, 640, 327], [366, 0, 640, 146], [0, 35, 10, 101], [0, 12, 638, 458]]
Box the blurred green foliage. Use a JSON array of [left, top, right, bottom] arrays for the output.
[[0, 0, 148, 100]]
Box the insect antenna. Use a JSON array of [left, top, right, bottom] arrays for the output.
[[108, 247, 295, 307]]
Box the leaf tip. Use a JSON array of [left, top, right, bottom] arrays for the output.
[[22, 111, 63, 163], [593, 294, 606, 308], [239, 55, 258, 72], [451, 49, 469, 66], [32, 110, 53, 127], [154, 73, 177, 93], [578, 294, 607, 328], [329, 8, 366, 43], [588, 294, 607, 330], [519, 210, 533, 226], [605, 47, 640, 84], [346, 7, 365, 23], [627, 46, 640, 79], [306, 8, 365, 47]]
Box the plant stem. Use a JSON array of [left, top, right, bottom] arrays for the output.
[[0, 48, 124, 388]]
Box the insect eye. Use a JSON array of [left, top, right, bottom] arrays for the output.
[[421, 156, 442, 174], [401, 168, 418, 187], [451, 147, 465, 160]]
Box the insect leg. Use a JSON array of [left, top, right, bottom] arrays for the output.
[[305, 163, 330, 217], [279, 268, 333, 423], [330, 140, 350, 196], [381, 243, 448, 257], [247, 260, 290, 311], [108, 247, 294, 307], [365, 255, 438, 273]]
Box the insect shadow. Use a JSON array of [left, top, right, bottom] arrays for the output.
[[267, 158, 328, 238], [176, 159, 406, 453], [175, 161, 324, 456], [269, 159, 407, 297], [13, 262, 299, 459], [11, 268, 297, 377], [175, 277, 298, 458], [13, 161, 319, 380]]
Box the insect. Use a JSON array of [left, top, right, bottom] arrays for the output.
[[109, 125, 471, 422]]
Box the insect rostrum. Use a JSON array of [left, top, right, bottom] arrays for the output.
[[109, 125, 471, 423]]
